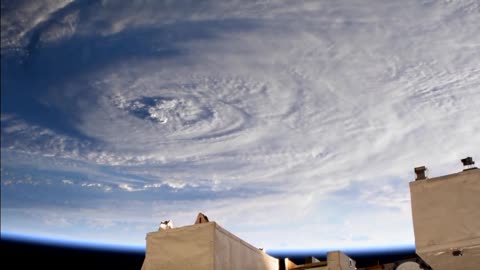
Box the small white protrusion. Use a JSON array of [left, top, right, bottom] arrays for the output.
[[159, 220, 174, 230]]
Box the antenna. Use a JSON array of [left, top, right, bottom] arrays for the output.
[[414, 166, 428, 180], [461, 157, 476, 171]]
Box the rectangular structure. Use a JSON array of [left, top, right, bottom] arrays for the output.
[[409, 168, 480, 270], [285, 251, 355, 270], [141, 222, 278, 270], [326, 251, 356, 270]]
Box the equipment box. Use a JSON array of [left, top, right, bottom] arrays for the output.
[[141, 222, 278, 270], [409, 168, 480, 270]]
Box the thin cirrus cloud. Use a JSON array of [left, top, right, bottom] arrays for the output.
[[1, 0, 479, 251]]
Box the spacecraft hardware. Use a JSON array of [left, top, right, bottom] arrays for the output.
[[410, 157, 479, 270], [141, 157, 479, 269]]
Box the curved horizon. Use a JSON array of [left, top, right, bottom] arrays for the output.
[[1, 231, 415, 257], [2, 0, 479, 253]]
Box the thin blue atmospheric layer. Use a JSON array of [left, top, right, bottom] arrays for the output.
[[1, 231, 414, 258], [1, 232, 145, 254], [266, 244, 415, 258]]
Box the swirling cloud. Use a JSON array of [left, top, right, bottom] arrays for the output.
[[1, 0, 480, 250]]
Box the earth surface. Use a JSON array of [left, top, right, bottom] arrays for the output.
[[1, 0, 479, 253]]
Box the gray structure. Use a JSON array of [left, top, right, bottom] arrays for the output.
[[285, 251, 356, 270], [409, 157, 480, 270], [141, 221, 278, 270]]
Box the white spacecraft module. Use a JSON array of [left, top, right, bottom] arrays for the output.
[[395, 261, 422, 270], [285, 251, 356, 270], [409, 159, 480, 270], [141, 221, 278, 270]]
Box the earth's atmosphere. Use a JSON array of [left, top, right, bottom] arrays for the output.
[[1, 0, 479, 254]]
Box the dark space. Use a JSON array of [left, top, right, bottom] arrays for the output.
[[1, 238, 145, 270], [2, 237, 418, 269]]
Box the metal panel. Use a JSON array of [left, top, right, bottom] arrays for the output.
[[409, 168, 480, 270], [141, 222, 278, 270]]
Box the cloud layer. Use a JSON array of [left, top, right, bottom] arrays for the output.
[[1, 0, 479, 251]]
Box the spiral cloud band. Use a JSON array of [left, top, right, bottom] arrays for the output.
[[1, 0, 479, 251]]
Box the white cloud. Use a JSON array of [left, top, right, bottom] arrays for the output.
[[1, 0, 74, 52], [1, 0, 480, 251], [118, 183, 138, 192], [62, 179, 73, 185], [162, 180, 187, 190]]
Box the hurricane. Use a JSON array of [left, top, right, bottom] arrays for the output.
[[1, 0, 479, 251]]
